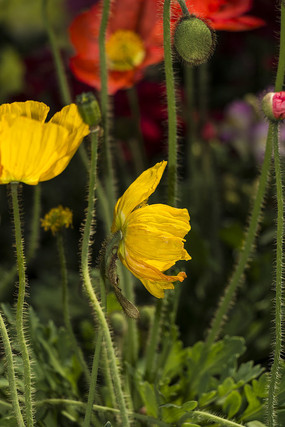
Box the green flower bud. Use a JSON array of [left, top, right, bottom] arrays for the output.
[[110, 312, 127, 336], [174, 16, 216, 66], [76, 92, 101, 128]]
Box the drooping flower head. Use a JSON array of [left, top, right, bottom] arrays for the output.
[[171, 0, 265, 31], [0, 101, 89, 185], [112, 161, 191, 298], [69, 0, 164, 94]]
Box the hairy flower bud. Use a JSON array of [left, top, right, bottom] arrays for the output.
[[76, 92, 101, 128], [262, 92, 285, 121], [174, 16, 216, 66]]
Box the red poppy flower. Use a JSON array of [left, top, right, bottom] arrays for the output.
[[171, 0, 265, 32], [69, 0, 164, 94]]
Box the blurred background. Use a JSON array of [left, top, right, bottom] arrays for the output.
[[0, 0, 281, 368]]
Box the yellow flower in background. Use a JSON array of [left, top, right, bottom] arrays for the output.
[[41, 205, 73, 235], [0, 101, 89, 185], [112, 161, 191, 298]]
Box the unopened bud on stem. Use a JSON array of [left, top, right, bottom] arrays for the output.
[[262, 92, 285, 121], [174, 16, 216, 66]]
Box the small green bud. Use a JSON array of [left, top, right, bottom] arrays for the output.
[[139, 306, 155, 329], [110, 312, 127, 336], [76, 92, 101, 128], [174, 16, 216, 66]]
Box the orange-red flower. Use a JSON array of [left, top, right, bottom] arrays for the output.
[[69, 0, 164, 94], [171, 0, 265, 32]]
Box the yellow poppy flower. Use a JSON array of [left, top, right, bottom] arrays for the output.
[[111, 161, 191, 298], [0, 101, 89, 185]]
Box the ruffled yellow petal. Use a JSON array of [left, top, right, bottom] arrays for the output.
[[0, 116, 70, 184], [0, 101, 50, 122], [118, 245, 187, 284], [0, 103, 89, 185], [119, 248, 187, 298], [111, 161, 167, 232], [50, 103, 89, 139]]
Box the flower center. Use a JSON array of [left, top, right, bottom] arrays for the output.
[[106, 30, 145, 71]]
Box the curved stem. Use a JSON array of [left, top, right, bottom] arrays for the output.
[[80, 132, 129, 425], [37, 398, 169, 426], [0, 313, 25, 427], [177, 0, 190, 16], [193, 410, 245, 427], [42, 0, 72, 105], [206, 124, 273, 346], [42, 0, 89, 169], [164, 0, 178, 207], [99, 0, 116, 205], [267, 123, 284, 427], [275, 4, 285, 92], [56, 232, 90, 384], [10, 183, 34, 427], [144, 300, 162, 381], [83, 331, 103, 427]]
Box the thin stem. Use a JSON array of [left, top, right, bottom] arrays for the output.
[[267, 123, 284, 427], [193, 410, 245, 427], [275, 4, 285, 92], [80, 132, 129, 425], [164, 0, 178, 207], [0, 313, 25, 427], [37, 399, 169, 426], [42, 0, 89, 169], [10, 183, 34, 427], [126, 87, 146, 174], [56, 232, 90, 384], [99, 0, 116, 205], [42, 0, 72, 105], [144, 299, 162, 381], [26, 185, 41, 261], [177, 0, 190, 16], [206, 123, 273, 346], [83, 331, 103, 427]]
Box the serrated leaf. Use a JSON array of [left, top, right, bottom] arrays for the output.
[[161, 401, 197, 423], [138, 381, 158, 417], [252, 373, 268, 398], [232, 361, 265, 386], [222, 390, 242, 418], [242, 384, 262, 419], [218, 377, 235, 397]]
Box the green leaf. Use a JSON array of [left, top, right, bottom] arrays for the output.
[[160, 401, 197, 423], [242, 384, 262, 419], [222, 390, 242, 418], [232, 361, 265, 386], [198, 390, 217, 407], [138, 381, 158, 417], [218, 377, 235, 397], [252, 373, 268, 398], [246, 422, 267, 427]]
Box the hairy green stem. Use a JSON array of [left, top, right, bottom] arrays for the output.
[[99, 0, 116, 205], [81, 132, 129, 425], [37, 399, 169, 426], [126, 87, 146, 174], [267, 123, 284, 427], [42, 0, 89, 169], [164, 0, 178, 207], [83, 331, 103, 427], [275, 4, 285, 92], [10, 183, 34, 427], [193, 410, 245, 427], [0, 313, 25, 427], [42, 0, 71, 105], [206, 124, 273, 346], [177, 0, 190, 16], [144, 299, 162, 381], [56, 232, 90, 383]]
